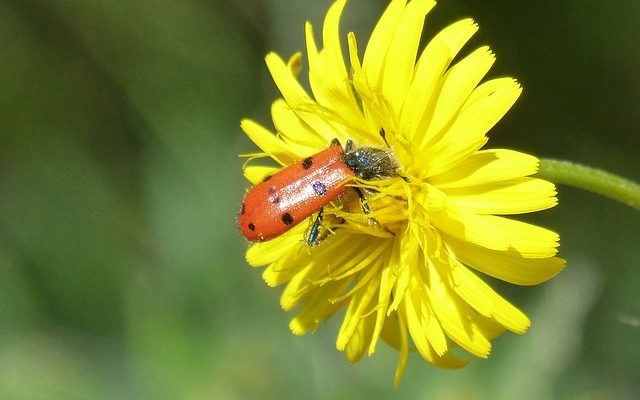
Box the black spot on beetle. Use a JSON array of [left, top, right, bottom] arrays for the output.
[[281, 213, 294, 225], [268, 186, 276, 194], [312, 181, 327, 196], [248, 222, 255, 231], [269, 195, 279, 204], [302, 157, 313, 169]]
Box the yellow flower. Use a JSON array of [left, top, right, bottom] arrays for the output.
[[240, 0, 565, 387]]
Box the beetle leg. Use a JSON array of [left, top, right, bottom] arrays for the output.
[[306, 208, 349, 246], [306, 208, 325, 246], [353, 187, 395, 237], [353, 186, 371, 214]]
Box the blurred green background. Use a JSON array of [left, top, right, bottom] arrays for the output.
[[0, 0, 638, 398]]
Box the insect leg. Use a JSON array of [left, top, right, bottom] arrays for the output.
[[353, 186, 394, 237], [353, 186, 371, 214], [306, 208, 325, 246], [379, 127, 410, 183]]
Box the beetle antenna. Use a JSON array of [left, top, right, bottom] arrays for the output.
[[379, 128, 391, 148], [379, 127, 411, 183]]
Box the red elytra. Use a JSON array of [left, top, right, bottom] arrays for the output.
[[238, 138, 397, 244]]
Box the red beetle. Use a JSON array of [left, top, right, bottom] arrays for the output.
[[238, 137, 397, 245]]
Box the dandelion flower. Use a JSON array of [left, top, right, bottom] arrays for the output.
[[239, 0, 565, 386]]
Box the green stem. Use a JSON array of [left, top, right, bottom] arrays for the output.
[[537, 159, 640, 211]]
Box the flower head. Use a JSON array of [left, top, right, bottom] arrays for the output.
[[240, 0, 564, 386]]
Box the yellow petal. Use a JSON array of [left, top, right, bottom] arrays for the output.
[[429, 263, 493, 357], [430, 149, 539, 188], [262, 259, 297, 287], [280, 263, 315, 311], [400, 18, 479, 145], [387, 228, 413, 313], [419, 46, 496, 153], [265, 52, 313, 109], [321, 0, 348, 73], [280, 235, 374, 309], [424, 78, 523, 176], [426, 350, 469, 369], [266, 53, 344, 142], [240, 119, 298, 165], [402, 290, 437, 359], [382, 0, 436, 113], [362, 0, 406, 89], [384, 305, 468, 384], [305, 20, 321, 77], [319, 0, 361, 122], [306, 10, 363, 130], [449, 259, 531, 333], [271, 99, 326, 150], [392, 311, 409, 389], [367, 238, 401, 355], [431, 205, 560, 257], [289, 279, 351, 335], [444, 177, 558, 215], [347, 31, 362, 80], [337, 277, 379, 352], [462, 78, 523, 130], [446, 234, 566, 285], [243, 165, 278, 185], [314, 238, 389, 283], [403, 282, 450, 358], [245, 230, 300, 267], [344, 311, 376, 362]]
